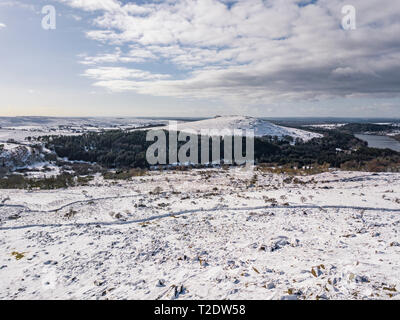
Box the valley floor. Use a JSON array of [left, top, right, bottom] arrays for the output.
[[0, 169, 399, 300]]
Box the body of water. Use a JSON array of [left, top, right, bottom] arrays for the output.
[[355, 134, 400, 152]]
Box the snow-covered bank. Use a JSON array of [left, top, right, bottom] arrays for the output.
[[0, 169, 399, 300], [0, 143, 43, 171]]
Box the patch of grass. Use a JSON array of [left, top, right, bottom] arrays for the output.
[[76, 176, 94, 186], [257, 163, 331, 176], [11, 251, 26, 260], [0, 173, 98, 190], [341, 156, 400, 172], [103, 169, 147, 180]]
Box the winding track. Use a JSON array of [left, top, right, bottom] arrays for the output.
[[1, 171, 399, 231], [1, 201, 399, 231], [0, 194, 141, 213]]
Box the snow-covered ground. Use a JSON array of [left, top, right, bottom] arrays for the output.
[[306, 123, 347, 130], [1, 169, 399, 300], [161, 116, 322, 141], [0, 116, 168, 131], [0, 116, 169, 144]]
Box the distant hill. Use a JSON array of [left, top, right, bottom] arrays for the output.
[[339, 123, 397, 134], [161, 116, 322, 141]]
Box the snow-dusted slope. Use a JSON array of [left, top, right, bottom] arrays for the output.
[[165, 116, 322, 141], [0, 116, 167, 130], [0, 143, 43, 171], [1, 169, 399, 300], [0, 117, 169, 145]]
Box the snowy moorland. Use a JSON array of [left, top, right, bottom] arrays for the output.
[[0, 117, 168, 173], [1, 168, 399, 300], [0, 115, 323, 174], [0, 116, 168, 143]]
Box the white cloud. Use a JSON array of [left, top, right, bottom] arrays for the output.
[[79, 46, 156, 65], [58, 0, 120, 12], [83, 67, 170, 81], [59, 0, 400, 106], [0, 23, 6, 29]]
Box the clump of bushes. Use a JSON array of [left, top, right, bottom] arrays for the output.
[[76, 175, 94, 186], [103, 168, 147, 180], [341, 156, 400, 172], [0, 173, 94, 190], [257, 163, 331, 176]]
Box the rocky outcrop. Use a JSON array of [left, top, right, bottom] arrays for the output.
[[0, 144, 42, 172]]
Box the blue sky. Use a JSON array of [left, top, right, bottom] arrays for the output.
[[0, 0, 399, 117]]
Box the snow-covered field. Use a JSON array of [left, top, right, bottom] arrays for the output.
[[1, 168, 399, 300], [0, 116, 168, 131], [0, 116, 168, 144]]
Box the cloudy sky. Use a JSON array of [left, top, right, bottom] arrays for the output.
[[0, 0, 399, 117]]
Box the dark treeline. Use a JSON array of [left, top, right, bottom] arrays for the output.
[[337, 123, 397, 134], [39, 128, 400, 171]]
